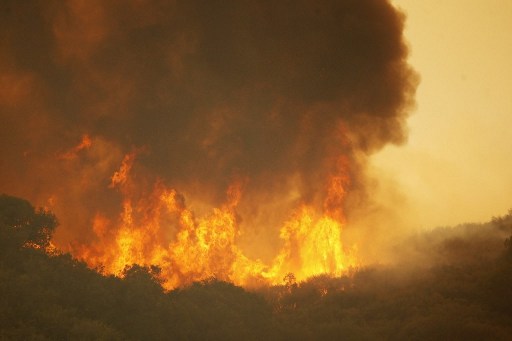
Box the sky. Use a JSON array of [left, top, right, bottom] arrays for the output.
[[373, 0, 512, 228]]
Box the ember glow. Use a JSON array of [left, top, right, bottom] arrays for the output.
[[0, 0, 416, 289]]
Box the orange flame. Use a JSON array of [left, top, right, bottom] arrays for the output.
[[58, 134, 92, 160], [71, 152, 358, 289], [109, 152, 136, 189]]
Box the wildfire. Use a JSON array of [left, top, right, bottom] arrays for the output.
[[57, 134, 92, 160], [69, 151, 358, 289]]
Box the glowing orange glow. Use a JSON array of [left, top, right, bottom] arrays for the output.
[[109, 152, 136, 188], [1, 0, 417, 292], [71, 153, 359, 289], [58, 134, 92, 160]]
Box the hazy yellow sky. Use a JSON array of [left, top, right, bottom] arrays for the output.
[[373, 0, 512, 228]]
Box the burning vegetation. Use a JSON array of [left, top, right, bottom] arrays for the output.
[[71, 150, 358, 289], [3, 0, 512, 338], [0, 0, 417, 290], [1, 194, 512, 339]]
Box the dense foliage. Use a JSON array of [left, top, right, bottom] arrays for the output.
[[1, 194, 512, 340]]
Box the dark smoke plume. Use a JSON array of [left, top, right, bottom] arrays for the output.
[[0, 0, 416, 250]]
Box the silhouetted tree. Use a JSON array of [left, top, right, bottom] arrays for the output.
[[0, 194, 57, 253]]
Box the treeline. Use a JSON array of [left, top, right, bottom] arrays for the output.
[[1, 194, 512, 340]]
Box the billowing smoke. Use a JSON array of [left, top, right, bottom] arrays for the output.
[[0, 0, 417, 284]]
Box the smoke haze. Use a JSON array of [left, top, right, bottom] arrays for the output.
[[0, 0, 417, 280]]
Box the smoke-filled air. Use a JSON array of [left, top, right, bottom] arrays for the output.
[[4, 1, 512, 339], [0, 0, 417, 289]]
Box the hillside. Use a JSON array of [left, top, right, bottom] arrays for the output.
[[1, 194, 512, 340]]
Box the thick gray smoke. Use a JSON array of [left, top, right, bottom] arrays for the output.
[[0, 0, 416, 249]]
